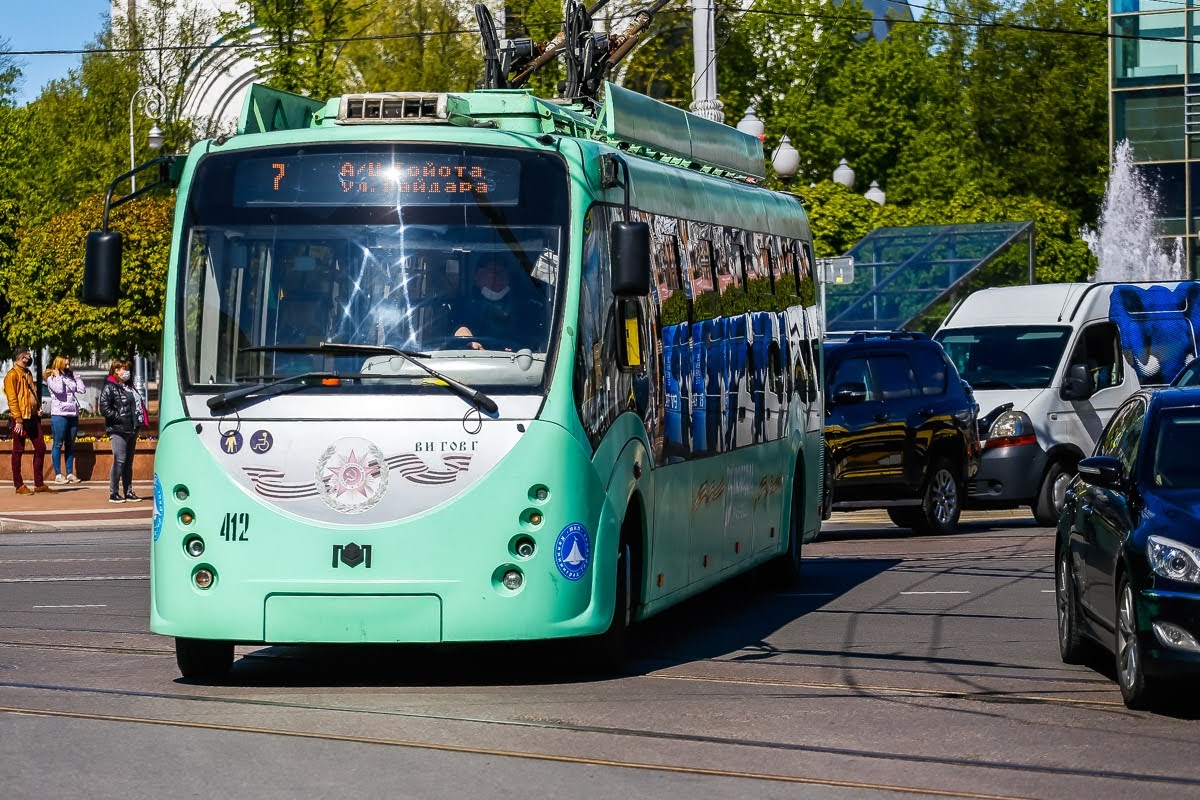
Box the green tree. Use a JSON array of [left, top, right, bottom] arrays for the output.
[[341, 0, 481, 93], [1, 196, 174, 357], [231, 0, 377, 98]]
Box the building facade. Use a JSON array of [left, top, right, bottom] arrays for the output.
[[1111, 0, 1198, 273]]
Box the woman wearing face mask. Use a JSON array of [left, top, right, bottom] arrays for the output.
[[98, 359, 147, 503], [46, 356, 87, 484]]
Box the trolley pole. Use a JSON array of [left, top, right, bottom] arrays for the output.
[[689, 0, 724, 123]]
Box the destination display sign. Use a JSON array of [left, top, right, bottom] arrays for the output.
[[233, 152, 521, 207]]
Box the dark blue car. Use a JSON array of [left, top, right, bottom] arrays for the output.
[[1057, 388, 1200, 708]]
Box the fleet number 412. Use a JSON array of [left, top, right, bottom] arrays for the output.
[[220, 513, 249, 542]]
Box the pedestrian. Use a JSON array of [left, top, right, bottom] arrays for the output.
[[3, 345, 51, 495], [98, 359, 146, 503], [46, 355, 86, 484]]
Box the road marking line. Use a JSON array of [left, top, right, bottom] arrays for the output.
[[32, 604, 108, 609], [897, 587, 969, 594], [1041, 590, 1055, 593], [0, 705, 1036, 800], [0, 575, 148, 583]]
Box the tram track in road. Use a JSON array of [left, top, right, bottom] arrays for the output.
[[0, 703, 1035, 800], [2, 676, 1196, 792]]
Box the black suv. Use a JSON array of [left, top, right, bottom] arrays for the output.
[[823, 332, 981, 534]]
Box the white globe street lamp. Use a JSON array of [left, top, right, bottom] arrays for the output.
[[833, 158, 855, 189], [772, 135, 800, 186], [865, 180, 886, 205], [736, 105, 765, 142]]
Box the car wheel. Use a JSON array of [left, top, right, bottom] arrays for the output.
[[1116, 578, 1155, 709], [175, 637, 234, 681], [915, 459, 962, 535], [1056, 548, 1087, 664], [1034, 460, 1074, 527]]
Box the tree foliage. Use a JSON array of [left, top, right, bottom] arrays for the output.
[[1, 196, 174, 357]]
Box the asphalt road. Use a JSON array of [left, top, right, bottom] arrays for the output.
[[3, 513, 1199, 800]]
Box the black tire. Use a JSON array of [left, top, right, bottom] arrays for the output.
[[887, 508, 924, 530], [175, 637, 234, 681], [1116, 578, 1156, 709], [914, 458, 962, 535], [820, 451, 834, 522], [771, 466, 805, 585], [578, 541, 631, 675], [1056, 548, 1087, 664], [1034, 460, 1074, 527]]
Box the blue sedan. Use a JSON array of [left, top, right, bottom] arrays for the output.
[[1057, 389, 1200, 709]]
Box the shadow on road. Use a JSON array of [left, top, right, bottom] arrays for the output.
[[186, 558, 898, 689]]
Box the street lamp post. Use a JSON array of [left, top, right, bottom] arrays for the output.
[[128, 85, 167, 405], [128, 85, 166, 193]]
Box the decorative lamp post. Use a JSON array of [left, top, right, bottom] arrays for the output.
[[833, 158, 855, 189], [128, 86, 167, 405], [128, 86, 167, 193], [864, 180, 886, 205], [736, 105, 766, 142], [771, 135, 800, 187]]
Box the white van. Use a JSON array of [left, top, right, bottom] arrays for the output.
[[934, 281, 1200, 524]]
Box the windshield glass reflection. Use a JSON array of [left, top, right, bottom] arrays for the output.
[[182, 223, 561, 391], [935, 326, 1071, 390]]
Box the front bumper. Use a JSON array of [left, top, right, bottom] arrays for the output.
[[1139, 587, 1200, 676], [966, 442, 1048, 506]]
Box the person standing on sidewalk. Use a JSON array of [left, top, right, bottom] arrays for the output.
[[3, 346, 51, 495], [46, 356, 86, 484], [98, 359, 145, 503]]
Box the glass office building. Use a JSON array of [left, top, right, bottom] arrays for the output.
[[1111, 0, 1196, 273]]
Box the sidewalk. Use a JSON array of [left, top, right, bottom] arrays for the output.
[[0, 480, 155, 533]]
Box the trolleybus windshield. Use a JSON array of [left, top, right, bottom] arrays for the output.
[[179, 144, 568, 395]]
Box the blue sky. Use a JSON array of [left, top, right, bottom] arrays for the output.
[[4, 0, 112, 104]]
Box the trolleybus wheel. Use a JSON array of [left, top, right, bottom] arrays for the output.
[[770, 464, 805, 585], [175, 637, 234, 681], [579, 540, 631, 675]]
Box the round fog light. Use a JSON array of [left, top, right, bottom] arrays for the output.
[[193, 567, 215, 590], [516, 538, 535, 558], [184, 536, 205, 558], [502, 569, 524, 590]]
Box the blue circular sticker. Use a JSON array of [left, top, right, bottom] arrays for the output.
[[554, 523, 591, 581], [152, 474, 164, 542], [219, 430, 243, 455]]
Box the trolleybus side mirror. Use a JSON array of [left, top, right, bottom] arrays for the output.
[[83, 230, 123, 306], [611, 220, 651, 297]]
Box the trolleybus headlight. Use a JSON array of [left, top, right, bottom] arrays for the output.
[[502, 569, 524, 590], [174, 485, 189, 501], [521, 508, 544, 529], [193, 567, 215, 590], [179, 509, 195, 526], [184, 536, 205, 558], [513, 536, 536, 559], [529, 485, 550, 503]]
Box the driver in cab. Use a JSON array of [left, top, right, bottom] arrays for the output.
[[454, 257, 549, 351]]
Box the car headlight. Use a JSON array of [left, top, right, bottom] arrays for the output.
[[988, 410, 1031, 439], [1147, 535, 1200, 584]]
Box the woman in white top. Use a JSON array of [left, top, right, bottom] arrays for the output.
[[46, 356, 86, 483]]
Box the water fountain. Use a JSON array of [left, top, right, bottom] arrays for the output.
[[1081, 139, 1187, 282]]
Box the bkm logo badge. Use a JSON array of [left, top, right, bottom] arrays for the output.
[[332, 542, 373, 568]]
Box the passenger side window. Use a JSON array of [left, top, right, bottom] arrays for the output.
[[909, 348, 949, 396], [830, 357, 876, 402], [868, 355, 918, 401], [1068, 322, 1122, 392], [692, 240, 720, 322], [1099, 400, 1146, 470]]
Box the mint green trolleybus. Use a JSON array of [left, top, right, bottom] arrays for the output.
[[84, 79, 824, 680]]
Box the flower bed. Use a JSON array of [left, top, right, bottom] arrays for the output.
[[0, 438, 157, 483]]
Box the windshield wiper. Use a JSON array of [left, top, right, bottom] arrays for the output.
[[207, 371, 339, 412], [238, 341, 498, 414]]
